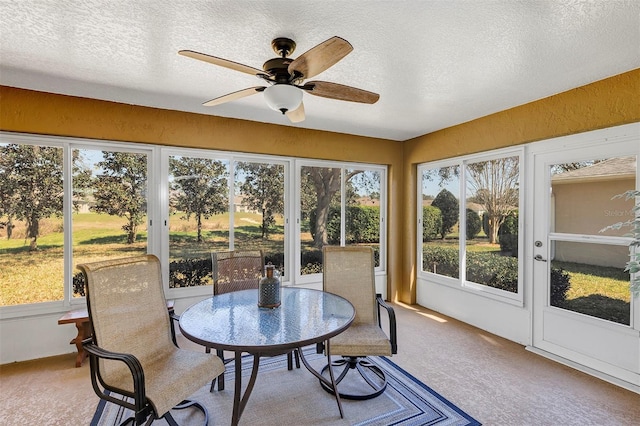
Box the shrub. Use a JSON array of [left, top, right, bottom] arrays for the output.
[[422, 206, 442, 242], [498, 211, 518, 256], [431, 189, 459, 239], [168, 257, 212, 288], [346, 206, 380, 243], [466, 209, 481, 240], [310, 205, 380, 244], [422, 245, 459, 277], [73, 272, 86, 297], [264, 252, 284, 270], [423, 245, 520, 292], [466, 252, 518, 292], [74, 256, 218, 293], [550, 267, 571, 306]]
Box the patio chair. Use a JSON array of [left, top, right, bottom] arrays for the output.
[[208, 250, 299, 392], [319, 245, 397, 400], [79, 255, 224, 426]]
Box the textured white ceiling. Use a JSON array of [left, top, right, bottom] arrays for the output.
[[1, 1, 638, 141]]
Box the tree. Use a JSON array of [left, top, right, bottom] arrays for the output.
[[237, 162, 284, 239], [169, 157, 228, 243], [422, 205, 442, 242], [431, 189, 459, 239], [467, 157, 519, 244], [0, 144, 63, 250], [303, 167, 372, 248], [466, 208, 481, 239], [92, 152, 147, 244], [305, 167, 342, 247]]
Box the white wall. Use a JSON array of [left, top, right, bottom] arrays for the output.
[[0, 274, 387, 364], [416, 280, 531, 345]]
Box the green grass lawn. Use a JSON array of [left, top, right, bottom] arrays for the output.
[[0, 212, 287, 305], [552, 260, 631, 325]]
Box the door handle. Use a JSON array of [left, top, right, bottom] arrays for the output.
[[534, 254, 547, 262]]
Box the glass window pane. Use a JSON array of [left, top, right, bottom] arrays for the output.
[[346, 169, 381, 267], [421, 165, 460, 279], [550, 242, 631, 325], [551, 156, 637, 236], [234, 161, 285, 275], [300, 166, 341, 275], [465, 156, 519, 293], [0, 143, 64, 305], [168, 155, 229, 288], [72, 149, 148, 298]]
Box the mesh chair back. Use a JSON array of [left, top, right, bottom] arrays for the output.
[[212, 250, 264, 295], [323, 246, 378, 326], [79, 255, 172, 384]]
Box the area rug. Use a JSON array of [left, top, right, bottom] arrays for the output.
[[91, 347, 480, 425]]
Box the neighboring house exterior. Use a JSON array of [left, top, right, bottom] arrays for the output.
[[551, 156, 636, 267], [233, 195, 259, 214]]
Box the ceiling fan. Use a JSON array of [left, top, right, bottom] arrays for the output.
[[178, 36, 379, 123]]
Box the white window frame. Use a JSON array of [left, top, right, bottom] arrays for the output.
[[417, 146, 525, 305], [0, 131, 388, 317]]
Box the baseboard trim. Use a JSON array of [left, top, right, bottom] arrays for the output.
[[525, 346, 640, 395]]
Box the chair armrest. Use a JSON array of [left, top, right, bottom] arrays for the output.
[[376, 294, 398, 354], [82, 338, 146, 406]]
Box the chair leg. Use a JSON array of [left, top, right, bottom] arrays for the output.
[[169, 399, 209, 426], [286, 349, 301, 370], [319, 356, 387, 400]]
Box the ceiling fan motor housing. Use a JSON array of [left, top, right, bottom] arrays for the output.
[[263, 57, 296, 83]]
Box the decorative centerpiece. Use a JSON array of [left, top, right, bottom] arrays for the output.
[[258, 263, 281, 308]]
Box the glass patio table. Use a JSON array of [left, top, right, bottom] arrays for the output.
[[179, 287, 355, 426]]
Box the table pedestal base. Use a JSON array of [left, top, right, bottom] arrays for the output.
[[230, 343, 344, 426]]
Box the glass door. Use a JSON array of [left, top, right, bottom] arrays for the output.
[[531, 135, 639, 387]]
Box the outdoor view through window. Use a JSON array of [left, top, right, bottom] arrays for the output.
[[0, 139, 385, 307], [420, 154, 522, 297]]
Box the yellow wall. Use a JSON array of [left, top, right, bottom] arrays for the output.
[[2, 68, 639, 304]]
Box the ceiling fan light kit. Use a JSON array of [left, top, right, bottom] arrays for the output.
[[264, 84, 303, 114], [179, 36, 379, 123]]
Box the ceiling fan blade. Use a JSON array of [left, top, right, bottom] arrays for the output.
[[203, 86, 266, 107], [285, 102, 305, 123], [179, 50, 270, 78], [302, 81, 379, 104], [288, 36, 353, 79]]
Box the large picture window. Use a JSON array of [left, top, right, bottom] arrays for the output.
[[1, 133, 387, 311], [418, 150, 523, 301], [298, 162, 386, 279]]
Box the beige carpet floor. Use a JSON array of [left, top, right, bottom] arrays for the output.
[[1, 302, 639, 425]]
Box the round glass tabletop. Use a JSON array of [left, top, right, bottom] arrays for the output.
[[179, 287, 355, 353]]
